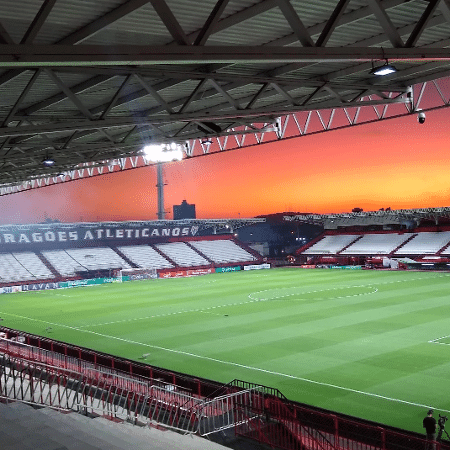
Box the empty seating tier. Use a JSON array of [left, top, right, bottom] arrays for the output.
[[302, 235, 359, 254], [0, 252, 55, 284], [341, 233, 414, 255], [42, 248, 131, 276], [189, 239, 256, 263], [155, 242, 209, 267], [14, 252, 54, 279], [117, 245, 174, 269], [395, 231, 450, 255]]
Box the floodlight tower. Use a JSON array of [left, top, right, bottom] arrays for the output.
[[142, 143, 183, 220], [156, 162, 165, 220]]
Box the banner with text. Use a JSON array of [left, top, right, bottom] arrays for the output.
[[244, 263, 271, 271], [215, 266, 241, 273], [159, 268, 215, 278], [0, 223, 200, 250], [59, 277, 118, 288]]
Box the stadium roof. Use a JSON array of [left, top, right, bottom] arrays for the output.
[[0, 217, 265, 232], [284, 207, 450, 228], [1, 0, 450, 192]]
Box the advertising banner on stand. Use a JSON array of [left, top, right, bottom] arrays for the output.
[[244, 263, 271, 271], [159, 268, 215, 278], [216, 266, 241, 273], [22, 282, 60, 291]]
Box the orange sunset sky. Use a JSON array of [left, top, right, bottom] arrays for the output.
[[0, 107, 449, 225]]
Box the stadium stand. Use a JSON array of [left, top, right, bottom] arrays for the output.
[[0, 252, 55, 283], [3, 254, 29, 282], [340, 233, 414, 255], [41, 249, 83, 276], [0, 253, 30, 282], [155, 242, 210, 267], [13, 252, 54, 280], [117, 245, 174, 270], [42, 248, 131, 277], [394, 231, 450, 255], [302, 234, 360, 254], [438, 245, 450, 256], [189, 239, 257, 263], [65, 247, 131, 271]]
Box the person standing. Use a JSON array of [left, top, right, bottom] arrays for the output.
[[423, 409, 437, 450]]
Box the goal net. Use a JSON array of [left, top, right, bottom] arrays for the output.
[[116, 268, 158, 282]]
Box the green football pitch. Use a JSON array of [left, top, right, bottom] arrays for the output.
[[1, 267, 450, 434]]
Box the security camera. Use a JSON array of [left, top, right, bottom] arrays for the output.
[[417, 111, 426, 124]]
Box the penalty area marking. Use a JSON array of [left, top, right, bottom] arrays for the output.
[[429, 334, 450, 346], [248, 285, 378, 302], [248, 273, 450, 302], [0, 310, 446, 414]]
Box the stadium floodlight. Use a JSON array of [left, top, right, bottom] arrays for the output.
[[42, 157, 55, 167], [142, 143, 183, 162], [369, 61, 397, 76]]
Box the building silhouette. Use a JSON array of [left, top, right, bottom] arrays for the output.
[[173, 200, 196, 220]]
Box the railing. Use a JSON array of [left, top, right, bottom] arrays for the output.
[[0, 349, 265, 436], [0, 326, 448, 450]]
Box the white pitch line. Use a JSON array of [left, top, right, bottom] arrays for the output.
[[79, 285, 378, 328], [0, 309, 447, 413], [249, 273, 450, 301], [429, 333, 450, 345]]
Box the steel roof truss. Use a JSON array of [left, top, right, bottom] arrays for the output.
[[44, 68, 117, 144], [439, 0, 450, 23], [432, 79, 449, 105], [0, 20, 14, 46], [405, 0, 441, 48], [2, 69, 41, 127], [134, 74, 175, 114], [100, 75, 132, 120], [270, 83, 298, 106], [245, 83, 270, 110], [43, 68, 94, 119], [194, 0, 231, 46], [21, 0, 57, 45], [276, 0, 314, 47], [363, 0, 403, 48], [315, 0, 351, 47], [414, 81, 427, 111], [58, 0, 152, 45], [179, 79, 208, 114], [148, 0, 190, 46], [208, 79, 241, 110], [20, 75, 112, 116]]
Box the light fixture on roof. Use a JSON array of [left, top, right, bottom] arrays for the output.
[[369, 60, 397, 76], [142, 142, 183, 162], [42, 156, 55, 167]]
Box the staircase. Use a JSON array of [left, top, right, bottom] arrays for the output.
[[185, 241, 214, 264], [112, 247, 139, 268], [336, 235, 363, 255], [37, 252, 60, 277], [389, 233, 417, 256]]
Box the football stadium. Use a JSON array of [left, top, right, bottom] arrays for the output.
[[1, 2, 450, 450]]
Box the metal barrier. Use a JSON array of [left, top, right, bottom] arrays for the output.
[[0, 327, 448, 450], [0, 349, 263, 436]]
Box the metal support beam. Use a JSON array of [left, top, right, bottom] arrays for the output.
[[194, 0, 231, 46], [20, 0, 58, 44], [0, 45, 450, 66]]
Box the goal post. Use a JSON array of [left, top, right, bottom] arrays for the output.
[[115, 268, 158, 282]]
